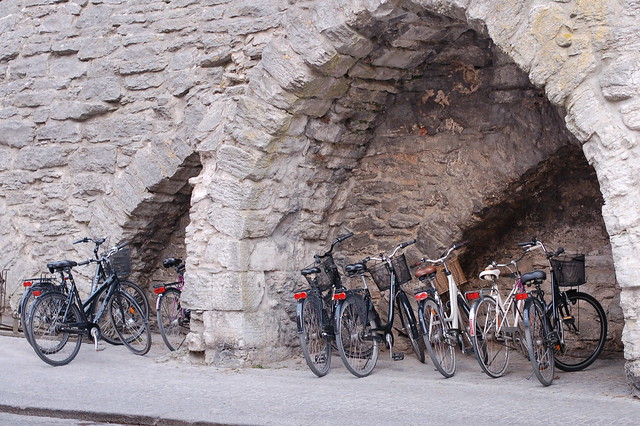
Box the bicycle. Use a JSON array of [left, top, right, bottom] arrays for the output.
[[336, 239, 423, 378], [74, 237, 150, 345], [26, 242, 151, 366], [18, 276, 63, 346], [153, 257, 189, 351], [414, 241, 474, 378], [466, 251, 531, 378], [294, 232, 354, 377], [520, 239, 607, 386]]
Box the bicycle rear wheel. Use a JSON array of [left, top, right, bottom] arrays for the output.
[[397, 292, 425, 363], [554, 291, 607, 372], [524, 297, 555, 386], [421, 297, 456, 378], [335, 294, 379, 377], [27, 292, 83, 366], [298, 293, 331, 377], [470, 296, 509, 378], [110, 290, 152, 356], [157, 288, 190, 351]]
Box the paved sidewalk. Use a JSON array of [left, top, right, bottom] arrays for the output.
[[0, 333, 638, 425]]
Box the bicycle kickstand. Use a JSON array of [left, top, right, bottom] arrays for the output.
[[91, 327, 105, 352]]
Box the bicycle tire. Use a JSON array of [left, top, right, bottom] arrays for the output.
[[27, 292, 83, 366], [397, 292, 425, 363], [421, 297, 456, 378], [554, 291, 607, 372], [524, 297, 555, 386], [335, 294, 379, 377], [157, 288, 190, 352], [298, 293, 331, 377], [470, 296, 509, 378], [110, 290, 152, 356]]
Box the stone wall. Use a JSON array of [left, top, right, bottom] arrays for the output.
[[0, 0, 638, 392]]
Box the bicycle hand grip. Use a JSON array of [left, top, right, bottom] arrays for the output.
[[453, 240, 469, 250], [336, 232, 354, 243], [73, 238, 89, 244], [78, 260, 91, 266], [517, 240, 536, 247], [116, 241, 129, 250], [401, 239, 417, 249]]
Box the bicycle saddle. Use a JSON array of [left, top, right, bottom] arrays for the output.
[[47, 260, 78, 273], [415, 265, 437, 279], [521, 270, 546, 285], [344, 262, 366, 276], [479, 268, 500, 280], [162, 257, 182, 268], [301, 267, 321, 276]]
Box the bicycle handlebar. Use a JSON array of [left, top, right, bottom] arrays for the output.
[[317, 232, 355, 258], [420, 240, 468, 265], [517, 238, 564, 259]]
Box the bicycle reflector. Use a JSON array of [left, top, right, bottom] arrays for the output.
[[333, 292, 346, 300], [153, 287, 166, 295], [293, 291, 307, 300], [23, 281, 32, 287], [515, 293, 528, 300], [415, 291, 428, 301], [32, 290, 41, 297], [466, 292, 480, 301]]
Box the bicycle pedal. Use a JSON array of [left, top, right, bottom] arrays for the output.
[[392, 352, 405, 361], [463, 347, 475, 355]]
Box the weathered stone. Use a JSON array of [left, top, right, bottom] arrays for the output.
[[0, 121, 35, 148], [49, 102, 117, 121]]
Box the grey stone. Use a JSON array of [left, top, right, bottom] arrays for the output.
[[0, 121, 35, 148]]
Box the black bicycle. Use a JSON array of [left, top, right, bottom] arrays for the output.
[[153, 257, 189, 351], [26, 242, 151, 366], [336, 239, 424, 378], [520, 239, 607, 386], [294, 232, 354, 377]]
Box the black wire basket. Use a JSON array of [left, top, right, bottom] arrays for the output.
[[303, 255, 341, 292], [550, 254, 585, 287], [369, 253, 412, 291], [105, 247, 132, 279]]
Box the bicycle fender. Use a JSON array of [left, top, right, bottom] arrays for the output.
[[296, 299, 305, 334]]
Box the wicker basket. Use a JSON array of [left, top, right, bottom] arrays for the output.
[[550, 254, 585, 287], [433, 256, 467, 294], [106, 247, 132, 279], [369, 253, 412, 291], [303, 255, 341, 292]]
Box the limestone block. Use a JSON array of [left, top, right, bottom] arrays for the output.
[[236, 96, 297, 136], [204, 237, 252, 271], [620, 99, 640, 130], [348, 62, 404, 80], [208, 176, 274, 211], [49, 101, 116, 122], [15, 145, 75, 171], [260, 39, 349, 99], [117, 46, 168, 75], [68, 146, 117, 173], [247, 66, 334, 117], [208, 205, 284, 240], [305, 119, 346, 143], [77, 37, 119, 61], [370, 47, 431, 69], [216, 144, 271, 181], [249, 239, 288, 271], [188, 270, 266, 312], [0, 121, 35, 148]]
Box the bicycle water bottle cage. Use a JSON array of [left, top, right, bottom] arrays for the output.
[[415, 265, 437, 281], [345, 262, 366, 277], [479, 268, 500, 281], [47, 260, 78, 273], [301, 266, 321, 276], [521, 270, 546, 286], [162, 257, 182, 268]]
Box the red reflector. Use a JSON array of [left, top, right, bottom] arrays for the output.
[[415, 292, 428, 301], [33, 290, 41, 297], [515, 293, 528, 300], [333, 292, 346, 300], [466, 292, 480, 300], [294, 292, 307, 300], [23, 281, 33, 287], [153, 287, 166, 295]]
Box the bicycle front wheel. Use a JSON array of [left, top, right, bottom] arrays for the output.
[[298, 293, 331, 377], [397, 292, 425, 363], [27, 292, 82, 366], [524, 297, 555, 386], [110, 291, 152, 356], [421, 297, 456, 378], [157, 288, 190, 352], [335, 294, 379, 377], [554, 291, 607, 372], [470, 296, 509, 378]]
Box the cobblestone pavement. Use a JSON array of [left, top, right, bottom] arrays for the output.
[[0, 332, 637, 425]]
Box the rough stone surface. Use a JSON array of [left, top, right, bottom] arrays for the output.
[[0, 0, 639, 393]]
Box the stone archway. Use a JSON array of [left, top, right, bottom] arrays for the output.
[[179, 0, 640, 392]]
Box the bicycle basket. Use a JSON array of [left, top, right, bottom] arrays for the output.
[[105, 247, 132, 279], [304, 256, 341, 292], [550, 254, 585, 287], [369, 254, 412, 291]]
